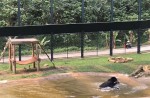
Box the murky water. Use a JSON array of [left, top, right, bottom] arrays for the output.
[[0, 73, 150, 98]]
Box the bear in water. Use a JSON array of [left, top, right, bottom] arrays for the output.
[[99, 77, 119, 88]]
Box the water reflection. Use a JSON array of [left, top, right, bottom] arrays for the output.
[[0, 73, 150, 98]]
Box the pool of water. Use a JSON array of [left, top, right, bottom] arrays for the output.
[[0, 73, 150, 98]]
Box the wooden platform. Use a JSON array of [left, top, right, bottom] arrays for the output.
[[10, 38, 39, 44]]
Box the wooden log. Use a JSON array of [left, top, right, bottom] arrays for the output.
[[9, 44, 12, 71], [143, 65, 150, 72], [126, 58, 133, 61], [36, 44, 40, 71], [116, 60, 125, 63], [13, 60, 16, 74], [109, 59, 116, 63], [32, 43, 36, 68], [129, 65, 144, 77], [12, 45, 16, 74], [108, 57, 133, 63]]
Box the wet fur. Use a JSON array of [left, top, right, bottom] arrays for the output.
[[99, 77, 119, 88]]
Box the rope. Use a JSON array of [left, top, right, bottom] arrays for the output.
[[38, 42, 55, 67], [0, 39, 10, 61], [0, 36, 17, 61]]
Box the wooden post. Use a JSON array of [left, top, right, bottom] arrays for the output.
[[32, 43, 36, 68], [9, 43, 12, 71], [12, 45, 16, 74], [36, 44, 40, 71]]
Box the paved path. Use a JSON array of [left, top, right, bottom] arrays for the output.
[[0, 45, 150, 63]]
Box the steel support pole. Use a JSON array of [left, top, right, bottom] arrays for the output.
[[81, 0, 84, 58], [17, 0, 21, 61], [110, 0, 114, 56], [66, 34, 69, 58], [96, 32, 99, 56], [137, 0, 142, 54], [50, 0, 54, 61]]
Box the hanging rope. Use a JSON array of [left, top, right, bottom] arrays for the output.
[[0, 36, 17, 61], [0, 39, 10, 61], [38, 42, 55, 68]]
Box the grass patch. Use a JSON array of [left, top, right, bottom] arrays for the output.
[[54, 53, 150, 74]]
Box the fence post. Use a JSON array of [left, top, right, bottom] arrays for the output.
[[17, 0, 21, 61], [96, 32, 99, 56], [110, 0, 114, 56], [137, 0, 142, 54], [66, 34, 69, 58], [50, 0, 54, 61], [81, 0, 85, 58]]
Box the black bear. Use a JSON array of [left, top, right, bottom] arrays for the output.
[[99, 77, 119, 88]]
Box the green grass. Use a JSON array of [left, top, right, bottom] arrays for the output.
[[0, 53, 150, 80], [52, 53, 150, 74]]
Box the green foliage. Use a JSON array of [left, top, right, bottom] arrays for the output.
[[40, 37, 50, 46]]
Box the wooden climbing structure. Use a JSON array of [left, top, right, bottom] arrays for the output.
[[9, 38, 40, 74]]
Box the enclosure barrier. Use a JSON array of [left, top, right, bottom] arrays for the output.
[[0, 20, 150, 36], [0, 20, 150, 60]]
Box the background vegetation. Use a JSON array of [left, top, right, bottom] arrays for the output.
[[0, 0, 150, 54]]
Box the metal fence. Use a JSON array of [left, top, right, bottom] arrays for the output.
[[0, 0, 150, 61]]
